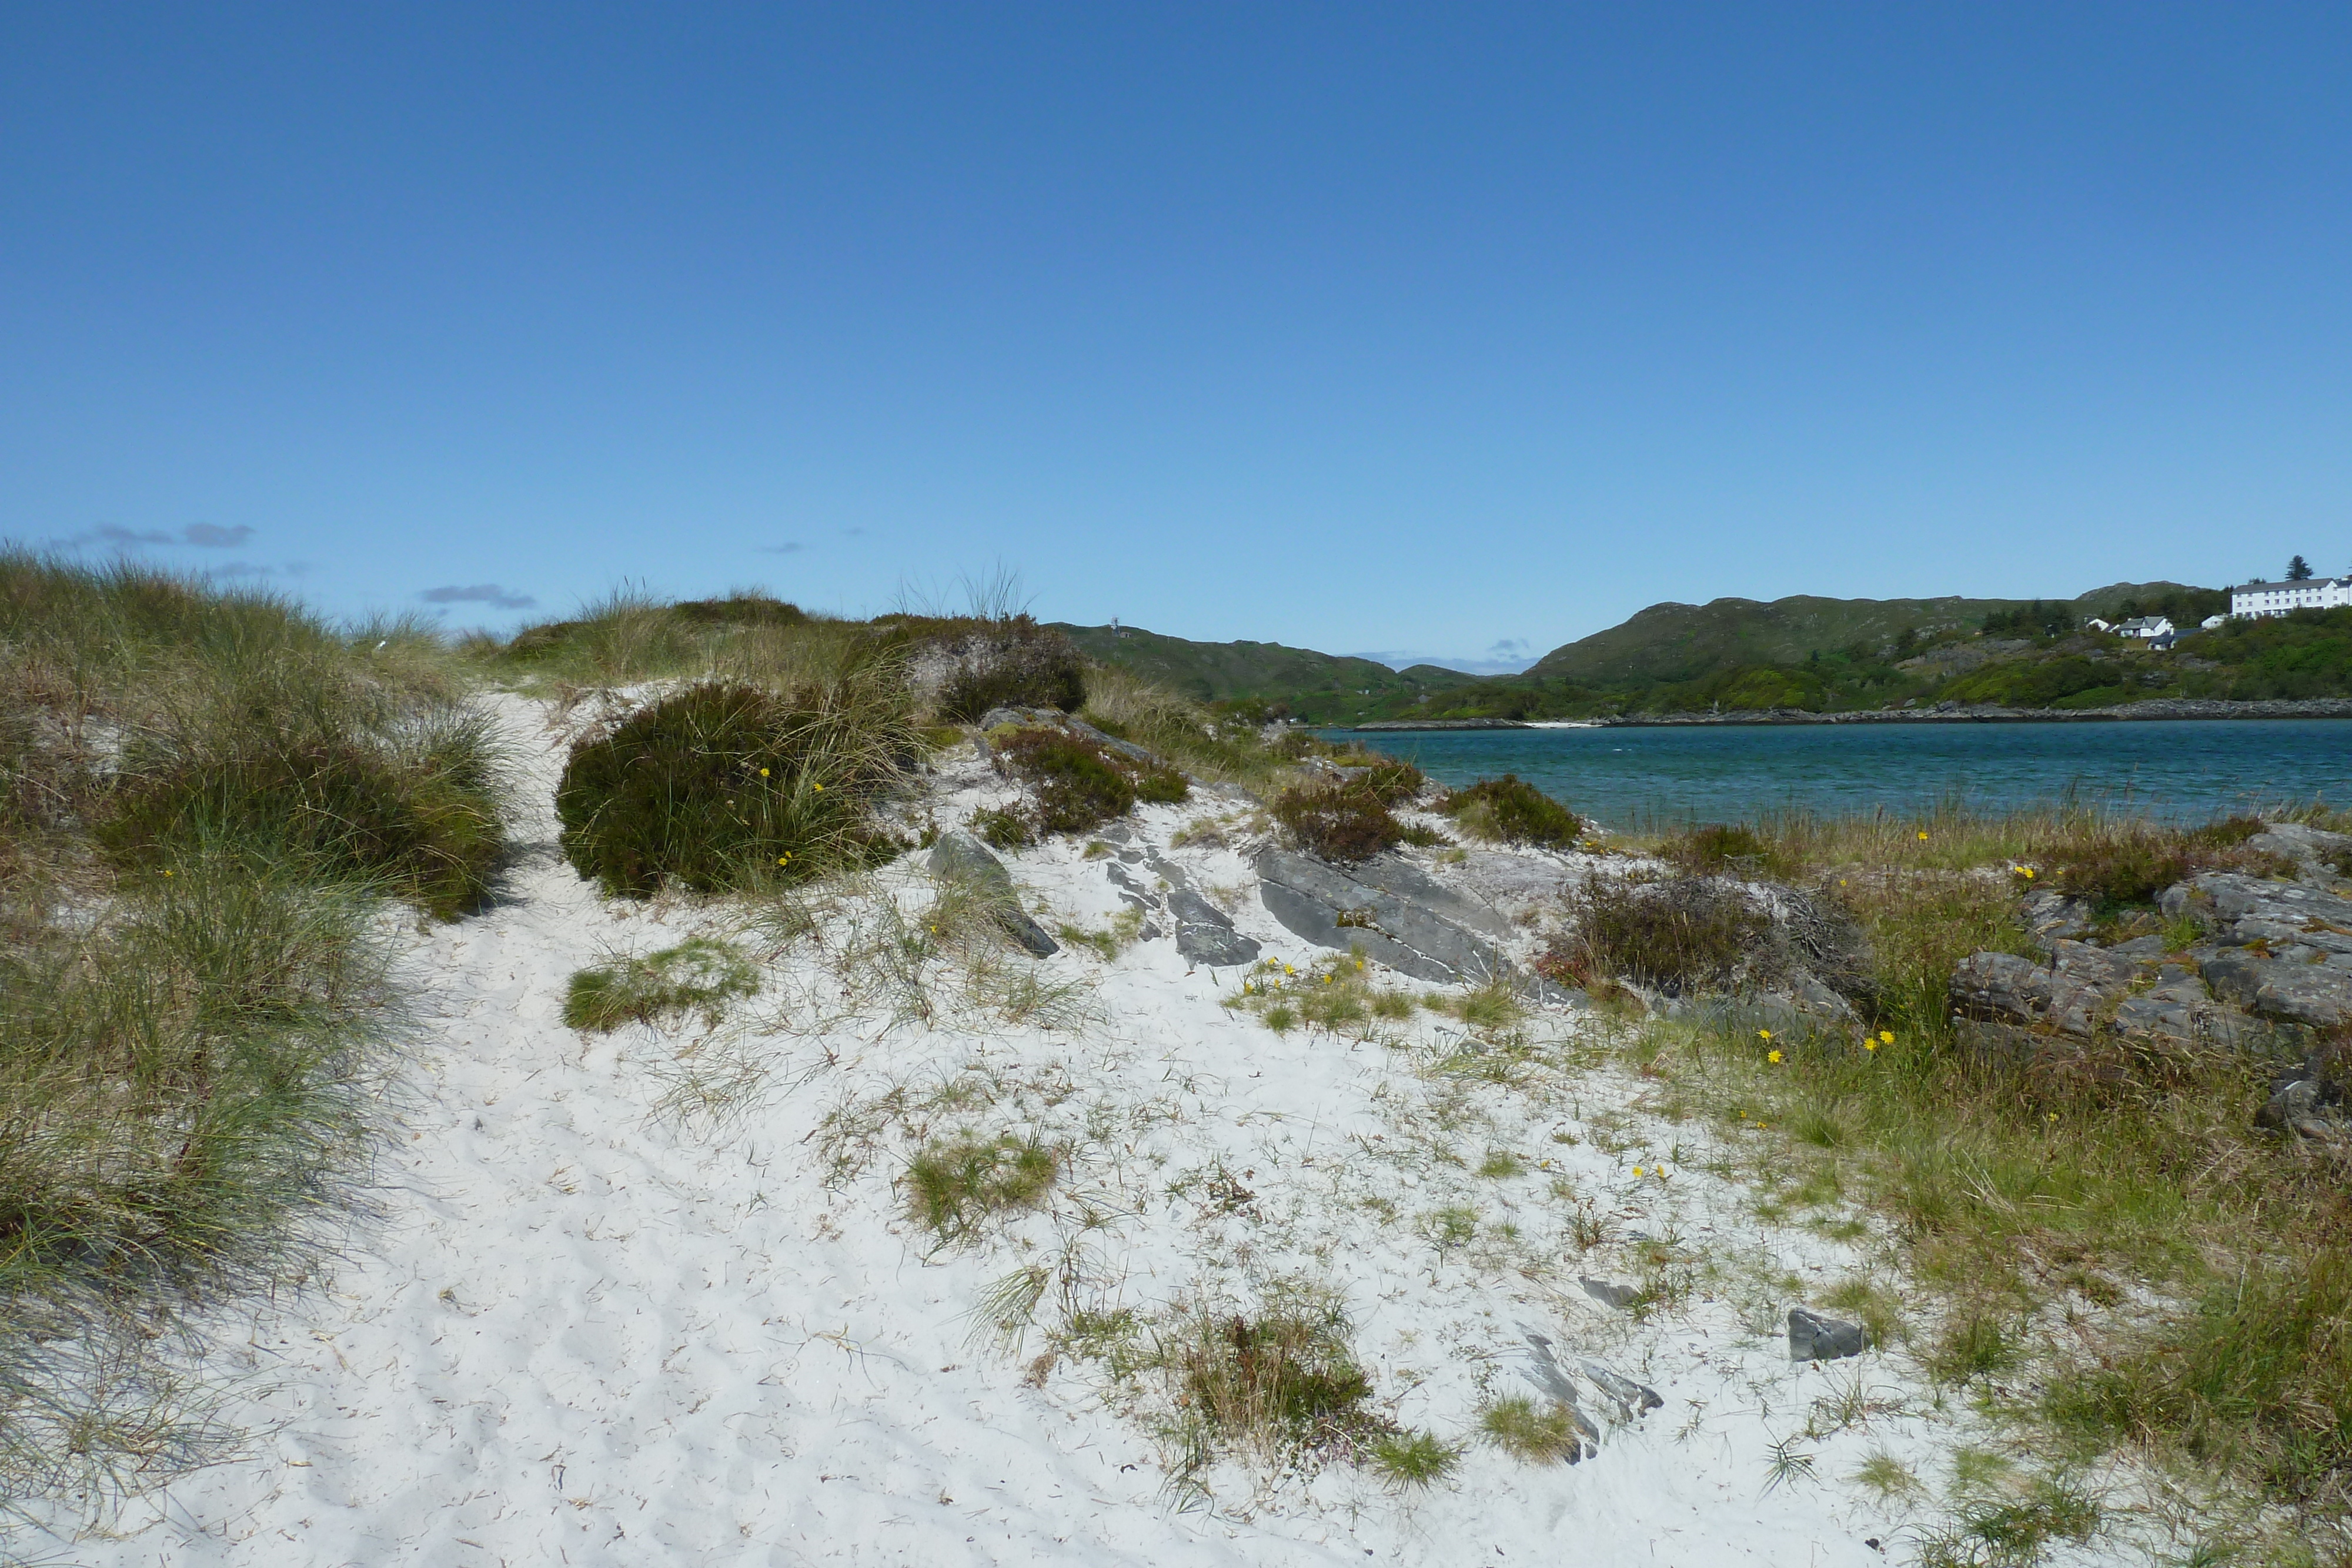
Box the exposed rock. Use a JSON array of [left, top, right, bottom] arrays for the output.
[[927, 830, 1060, 957], [2201, 948, 2352, 1028], [1256, 847, 1518, 987], [1579, 1276, 1639, 1310], [2246, 821, 2352, 881], [1788, 1308, 1867, 1362], [2021, 888, 2095, 946], [1516, 1329, 1599, 1457], [1580, 1360, 1663, 1417], [2161, 871, 2352, 943], [1167, 885, 1259, 968]]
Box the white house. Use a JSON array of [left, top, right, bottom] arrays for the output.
[[2114, 616, 2175, 639], [2200, 614, 2227, 630], [2231, 577, 2352, 618], [2083, 617, 2113, 633]]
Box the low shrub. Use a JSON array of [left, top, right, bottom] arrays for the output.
[[876, 615, 1086, 720], [556, 678, 911, 897], [1272, 778, 1446, 862], [1542, 875, 1771, 997], [1173, 1292, 1397, 1465], [903, 1134, 1058, 1241], [562, 937, 758, 1032], [1441, 774, 1583, 848], [991, 726, 1187, 837], [970, 805, 1036, 850]]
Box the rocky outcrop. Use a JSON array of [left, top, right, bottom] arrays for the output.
[[1255, 848, 1516, 986], [1166, 886, 1259, 968], [1788, 1308, 1866, 1362], [2164, 871, 2352, 1027], [927, 831, 1060, 957]]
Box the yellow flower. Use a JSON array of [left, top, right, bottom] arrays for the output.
[[1632, 1166, 1644, 1177], [1283, 964, 1294, 976], [1758, 1028, 1772, 1040], [776, 853, 791, 865], [759, 767, 770, 777], [1879, 1029, 1894, 1044], [811, 781, 823, 792], [1916, 830, 1929, 841], [1863, 1039, 1877, 1052], [1768, 1049, 1783, 1064], [1323, 973, 1334, 984], [2047, 1112, 2059, 1122]]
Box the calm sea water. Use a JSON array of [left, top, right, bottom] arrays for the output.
[[1319, 720, 2352, 830]]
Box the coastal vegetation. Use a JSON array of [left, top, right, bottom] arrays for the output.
[[0, 553, 507, 1512], [1579, 800, 2352, 1544]]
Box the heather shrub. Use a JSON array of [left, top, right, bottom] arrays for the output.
[[556, 678, 911, 897], [877, 615, 1086, 720], [991, 726, 1187, 837], [1272, 777, 1447, 862], [1542, 875, 1771, 997], [1441, 774, 1583, 849]]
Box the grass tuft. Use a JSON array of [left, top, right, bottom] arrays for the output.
[[1479, 1394, 1584, 1464], [903, 1134, 1060, 1242], [562, 937, 758, 1032]]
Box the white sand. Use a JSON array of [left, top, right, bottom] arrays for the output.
[[38, 696, 2102, 1566]]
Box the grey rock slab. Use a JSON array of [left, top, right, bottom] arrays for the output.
[[2171, 872, 2352, 934], [1579, 1276, 1639, 1310], [2203, 949, 2352, 1027], [1169, 887, 1261, 967], [927, 830, 1060, 958], [1950, 952, 2056, 1022], [1788, 1308, 1867, 1362], [1256, 848, 1515, 986], [1581, 1361, 1663, 1416]]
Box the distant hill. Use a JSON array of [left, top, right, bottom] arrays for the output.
[[1053, 624, 1480, 718], [1526, 583, 2218, 687], [1051, 580, 2329, 726]]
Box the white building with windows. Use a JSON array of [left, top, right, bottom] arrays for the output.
[[2232, 577, 2352, 618], [2113, 616, 2175, 639]]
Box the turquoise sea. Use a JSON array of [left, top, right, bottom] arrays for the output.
[[1321, 720, 2352, 830]]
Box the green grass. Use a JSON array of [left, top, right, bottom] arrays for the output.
[[1166, 1288, 1404, 1473], [562, 937, 759, 1032], [1479, 1394, 1585, 1464], [903, 1133, 1060, 1241]]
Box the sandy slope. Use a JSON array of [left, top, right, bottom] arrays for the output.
[[38, 695, 2071, 1567]]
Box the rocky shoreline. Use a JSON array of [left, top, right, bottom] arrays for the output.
[[1354, 698, 2352, 730]]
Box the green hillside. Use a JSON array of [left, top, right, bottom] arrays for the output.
[[1526, 583, 2220, 686], [1052, 623, 1480, 720], [1052, 582, 2344, 727]]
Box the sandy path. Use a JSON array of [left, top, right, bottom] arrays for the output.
[[44, 695, 2012, 1567]]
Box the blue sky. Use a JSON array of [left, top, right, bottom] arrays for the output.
[[4, 5, 2348, 671]]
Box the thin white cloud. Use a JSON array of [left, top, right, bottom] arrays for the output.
[[420, 583, 537, 610]]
